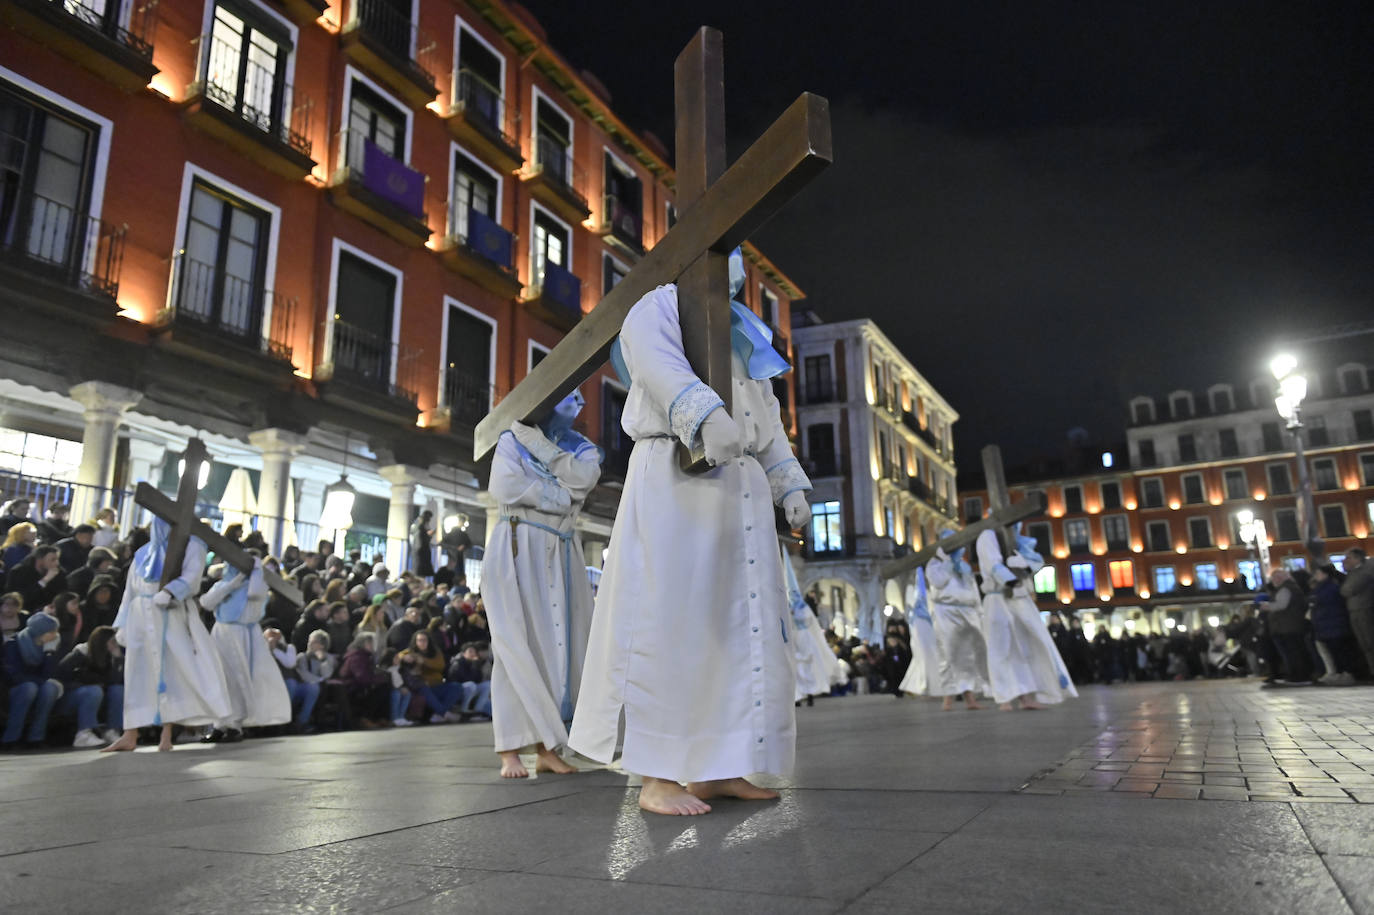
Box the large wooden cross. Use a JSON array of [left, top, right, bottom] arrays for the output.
[[134, 438, 304, 606], [878, 490, 1046, 580], [474, 28, 832, 463]]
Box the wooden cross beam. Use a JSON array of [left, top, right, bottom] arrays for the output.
[[878, 492, 1046, 580], [473, 27, 831, 462], [981, 444, 1019, 557], [134, 440, 304, 607]]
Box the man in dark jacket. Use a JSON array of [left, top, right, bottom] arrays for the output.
[[386, 605, 423, 652], [35, 503, 74, 546], [81, 575, 121, 630], [1340, 548, 1374, 678], [67, 547, 117, 600], [55, 525, 95, 574], [5, 546, 66, 612], [1260, 569, 1311, 686], [2, 612, 63, 746], [0, 499, 30, 538]]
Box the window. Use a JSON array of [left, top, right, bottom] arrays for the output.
[[1274, 508, 1299, 542], [1101, 481, 1122, 510], [1236, 559, 1261, 590], [530, 207, 570, 290], [1103, 515, 1129, 551], [602, 152, 642, 248], [1368, 500, 1374, 530], [347, 80, 406, 166], [1211, 387, 1234, 413], [1261, 422, 1283, 452], [449, 149, 499, 243], [203, 2, 295, 136], [1312, 457, 1339, 491], [600, 380, 630, 471], [0, 429, 82, 481], [1321, 504, 1349, 538], [1153, 566, 1177, 594], [1027, 522, 1052, 557], [884, 506, 896, 539], [1146, 520, 1171, 552], [1307, 416, 1329, 447], [1108, 560, 1134, 590], [528, 342, 549, 371], [665, 200, 677, 230], [1065, 519, 1090, 554], [1070, 562, 1095, 593], [176, 179, 268, 342], [1131, 399, 1154, 425], [1033, 565, 1057, 596], [441, 302, 494, 422], [1224, 468, 1247, 501], [1355, 409, 1374, 442], [331, 249, 398, 390], [1170, 393, 1193, 419], [1267, 463, 1293, 496], [1362, 453, 1374, 486], [760, 285, 780, 328], [1182, 473, 1205, 505], [1283, 556, 1308, 572], [1195, 563, 1219, 590], [811, 500, 843, 553], [1188, 517, 1213, 548], [1025, 489, 1046, 516], [454, 25, 505, 130], [1341, 365, 1369, 394], [807, 424, 836, 476], [1331, 555, 1346, 574], [1063, 485, 1083, 514], [963, 497, 983, 523], [1138, 440, 1157, 467], [601, 253, 628, 295], [803, 354, 833, 402], [1178, 434, 1197, 463], [1141, 478, 1165, 508], [1218, 428, 1239, 458]]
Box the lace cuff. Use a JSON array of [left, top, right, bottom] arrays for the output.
[[765, 457, 812, 505], [668, 381, 724, 450]]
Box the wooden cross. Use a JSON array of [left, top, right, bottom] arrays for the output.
[[134, 438, 304, 606], [878, 491, 1046, 580], [474, 27, 831, 464]]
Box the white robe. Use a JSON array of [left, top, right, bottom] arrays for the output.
[[202, 563, 291, 729], [975, 529, 1077, 705], [569, 284, 811, 783], [792, 608, 845, 699], [924, 551, 990, 696], [114, 538, 232, 729], [482, 430, 600, 752]]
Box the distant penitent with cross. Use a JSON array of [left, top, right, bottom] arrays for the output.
[[474, 27, 831, 465]]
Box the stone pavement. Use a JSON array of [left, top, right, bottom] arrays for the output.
[[2, 680, 1372, 914]]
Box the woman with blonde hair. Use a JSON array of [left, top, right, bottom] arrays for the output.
[[355, 601, 389, 655], [87, 507, 120, 550], [1, 522, 38, 569]]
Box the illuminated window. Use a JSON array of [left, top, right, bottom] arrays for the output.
[[1331, 555, 1346, 573], [1070, 562, 1095, 593], [1065, 519, 1090, 554], [1153, 566, 1177, 594], [0, 429, 83, 482], [1236, 559, 1260, 590], [1195, 563, 1219, 590], [1283, 556, 1307, 572], [811, 501, 843, 554], [1108, 560, 1134, 590], [1033, 565, 1056, 595]]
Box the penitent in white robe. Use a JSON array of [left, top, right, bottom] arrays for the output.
[[786, 551, 846, 700], [898, 581, 942, 697], [202, 562, 290, 729], [924, 551, 990, 696], [569, 284, 812, 783], [975, 529, 1077, 705], [115, 537, 232, 730], [482, 430, 600, 753]]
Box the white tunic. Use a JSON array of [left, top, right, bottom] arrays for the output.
[[114, 538, 232, 730], [925, 551, 991, 696], [569, 285, 811, 783], [202, 562, 291, 729], [975, 529, 1077, 705], [482, 430, 600, 752], [792, 607, 846, 699], [898, 579, 942, 697]]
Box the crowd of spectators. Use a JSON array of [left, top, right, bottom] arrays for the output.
[[0, 497, 494, 751]]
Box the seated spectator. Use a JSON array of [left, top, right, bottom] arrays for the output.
[[2, 521, 38, 569], [365, 563, 391, 600], [81, 576, 120, 631], [457, 606, 489, 646], [1310, 564, 1359, 685], [290, 599, 330, 653], [380, 648, 412, 727], [35, 502, 74, 546], [87, 507, 120, 550], [324, 601, 353, 654], [48, 592, 83, 654], [397, 630, 465, 723], [264, 627, 318, 732], [338, 632, 389, 728], [355, 601, 390, 656], [67, 547, 117, 600], [280, 545, 302, 573], [387, 605, 423, 652], [1, 592, 27, 642], [296, 630, 347, 730], [55, 624, 123, 747], [428, 616, 460, 660], [447, 642, 492, 718], [6, 545, 66, 611], [2, 612, 63, 748], [0, 498, 31, 538], [322, 578, 347, 610], [55, 525, 95, 573], [345, 584, 370, 620]]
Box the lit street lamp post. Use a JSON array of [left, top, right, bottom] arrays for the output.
[[1236, 509, 1271, 582], [1270, 354, 1325, 563]]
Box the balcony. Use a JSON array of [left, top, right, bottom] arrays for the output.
[[436, 205, 521, 298], [314, 317, 421, 422], [2, 0, 159, 91], [328, 129, 431, 247], [445, 69, 522, 172], [522, 134, 591, 223], [182, 34, 315, 179], [799, 384, 838, 406], [339, 0, 439, 109], [596, 194, 643, 256], [152, 251, 297, 380], [0, 191, 126, 322], [271, 0, 327, 26], [521, 262, 582, 332], [438, 367, 493, 427]]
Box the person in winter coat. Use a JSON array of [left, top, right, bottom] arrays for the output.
[[81, 575, 121, 630], [54, 525, 95, 573], [1260, 569, 1311, 686], [0, 591, 28, 642], [397, 629, 465, 721], [55, 625, 124, 746], [2, 612, 63, 747], [1310, 564, 1359, 685], [6, 546, 66, 612], [1341, 548, 1374, 678], [338, 632, 390, 727], [67, 547, 118, 601]]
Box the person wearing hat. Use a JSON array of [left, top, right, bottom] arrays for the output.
[[365, 563, 391, 600], [2, 612, 64, 748]]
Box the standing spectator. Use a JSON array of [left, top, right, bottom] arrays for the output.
[[1, 592, 28, 642], [55, 624, 122, 747], [67, 547, 117, 600], [6, 545, 66, 610], [365, 564, 391, 600], [2, 612, 63, 748], [55, 525, 95, 573], [410, 510, 435, 579], [265, 627, 318, 731], [1261, 569, 1312, 686], [338, 632, 390, 728], [87, 507, 120, 550], [1310, 564, 1359, 685], [0, 499, 31, 538], [1092, 627, 1120, 683], [1341, 548, 1374, 678], [2, 521, 38, 569], [34, 503, 74, 545]]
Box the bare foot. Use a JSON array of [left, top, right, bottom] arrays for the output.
[[100, 729, 138, 753], [941, 696, 956, 711], [964, 692, 985, 710], [998, 702, 1015, 712], [1020, 698, 1046, 711], [157, 725, 174, 751], [499, 751, 529, 778], [687, 777, 779, 802], [640, 776, 711, 815], [534, 746, 576, 774]]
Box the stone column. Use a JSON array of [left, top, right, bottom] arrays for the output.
[[297, 477, 326, 548], [249, 428, 308, 557], [120, 438, 167, 532], [68, 381, 142, 525], [378, 464, 422, 572], [583, 538, 607, 570]]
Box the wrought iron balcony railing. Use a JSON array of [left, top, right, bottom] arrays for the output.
[[164, 250, 295, 360], [0, 188, 126, 300]]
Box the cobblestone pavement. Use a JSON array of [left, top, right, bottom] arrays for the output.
[[2, 679, 1372, 914]]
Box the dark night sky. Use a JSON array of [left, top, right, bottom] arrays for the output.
[[524, 1, 1374, 472]]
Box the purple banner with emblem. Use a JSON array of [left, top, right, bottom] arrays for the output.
[[363, 138, 424, 217]]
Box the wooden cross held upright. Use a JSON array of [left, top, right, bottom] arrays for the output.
[[877, 491, 1046, 580], [473, 27, 832, 464], [134, 438, 304, 607]]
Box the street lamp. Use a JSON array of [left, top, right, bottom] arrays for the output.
[[1236, 508, 1271, 582], [1270, 354, 1325, 561]]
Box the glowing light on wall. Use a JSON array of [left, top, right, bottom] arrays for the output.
[[1099, 591, 1112, 601], [1125, 500, 1138, 510], [1217, 539, 1229, 550], [1138, 590, 1150, 599], [1049, 509, 1064, 518], [1055, 549, 1068, 559], [147, 74, 177, 99], [1179, 576, 1193, 586], [1347, 478, 1361, 491], [1169, 500, 1181, 510], [1254, 490, 1267, 501], [1175, 545, 1187, 554], [1132, 543, 1144, 553], [1061, 597, 1071, 605], [1209, 497, 1223, 506]]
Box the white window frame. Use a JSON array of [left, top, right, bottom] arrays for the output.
[[531, 84, 574, 170], [1311, 456, 1339, 491], [1100, 479, 1122, 509], [200, 0, 300, 86], [527, 340, 550, 374], [528, 200, 573, 289], [963, 496, 983, 520], [601, 250, 630, 296], [1338, 362, 1368, 395], [169, 163, 283, 347], [1266, 461, 1294, 496], [759, 282, 780, 326], [1152, 565, 1177, 593], [1187, 515, 1213, 548], [1064, 519, 1091, 554], [1249, 379, 1270, 410], [1180, 471, 1206, 505], [1208, 383, 1234, 414], [437, 295, 498, 411], [1169, 390, 1194, 419], [1102, 513, 1129, 549], [1194, 562, 1219, 590], [1146, 519, 1171, 552], [1361, 452, 1374, 487], [343, 0, 417, 57], [447, 139, 504, 221], [1273, 507, 1299, 542], [1026, 521, 1053, 554], [1320, 503, 1350, 538], [1223, 467, 1247, 501], [452, 12, 507, 103], [341, 64, 414, 164], [326, 237, 403, 384], [1129, 396, 1155, 425]]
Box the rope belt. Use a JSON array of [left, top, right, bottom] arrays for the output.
[[502, 514, 577, 725]]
